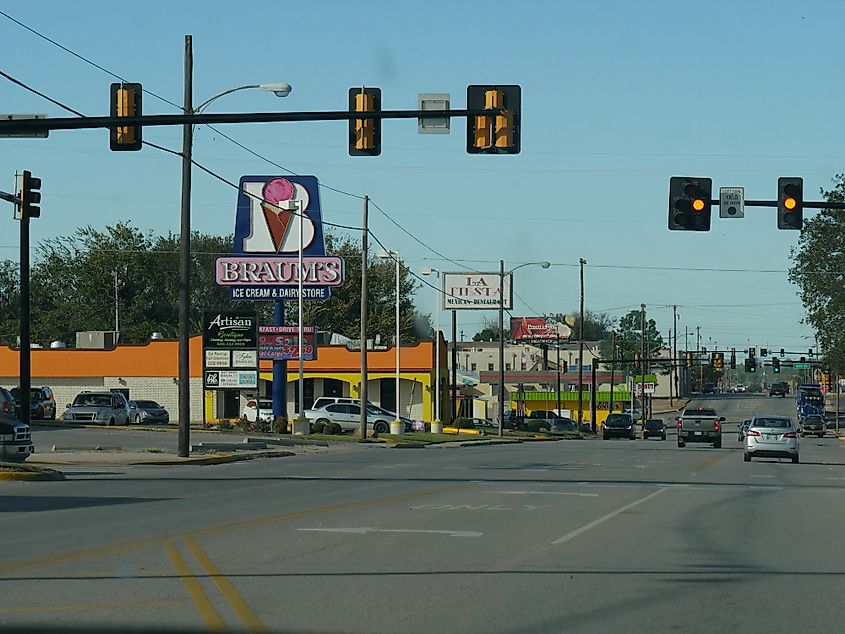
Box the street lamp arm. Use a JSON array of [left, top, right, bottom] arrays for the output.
[[507, 261, 551, 274], [194, 82, 291, 113]]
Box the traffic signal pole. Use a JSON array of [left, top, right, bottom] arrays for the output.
[[19, 183, 31, 426], [177, 35, 192, 458]]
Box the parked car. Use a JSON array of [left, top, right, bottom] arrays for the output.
[[63, 391, 130, 425], [738, 419, 752, 441], [744, 415, 799, 463], [0, 416, 34, 462], [643, 418, 666, 440], [311, 397, 409, 426], [799, 414, 825, 438], [603, 413, 636, 440], [127, 400, 170, 424], [303, 402, 394, 434], [242, 398, 273, 424], [10, 386, 57, 420], [0, 387, 17, 419], [550, 418, 577, 432]]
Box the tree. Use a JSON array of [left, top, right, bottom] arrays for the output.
[[789, 173, 845, 372], [472, 317, 502, 342], [601, 309, 664, 374]]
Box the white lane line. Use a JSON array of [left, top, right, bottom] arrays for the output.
[[495, 491, 599, 497], [297, 527, 483, 538], [551, 488, 667, 545], [750, 475, 776, 478]]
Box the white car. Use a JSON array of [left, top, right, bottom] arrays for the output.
[[303, 402, 395, 434], [242, 398, 273, 424], [733, 384, 747, 393]]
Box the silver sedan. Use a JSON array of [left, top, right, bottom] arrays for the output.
[[744, 416, 799, 463]]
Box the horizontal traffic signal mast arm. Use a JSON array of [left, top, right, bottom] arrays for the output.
[[0, 109, 503, 133], [705, 199, 845, 210]]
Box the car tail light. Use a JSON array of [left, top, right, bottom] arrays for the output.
[[747, 430, 761, 437], [1, 402, 7, 414], [784, 432, 797, 438], [714, 419, 720, 432], [677, 419, 682, 430]]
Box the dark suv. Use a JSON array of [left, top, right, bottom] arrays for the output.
[[800, 415, 825, 438], [769, 382, 787, 398], [643, 418, 666, 440], [603, 413, 636, 440], [10, 386, 57, 420]]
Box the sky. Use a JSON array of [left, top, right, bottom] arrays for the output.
[[1, 0, 840, 357]]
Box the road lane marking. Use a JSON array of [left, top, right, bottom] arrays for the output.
[[0, 483, 464, 574], [495, 491, 599, 497], [184, 536, 268, 633], [691, 452, 731, 473], [165, 541, 226, 632], [751, 475, 776, 478], [551, 488, 667, 545], [297, 528, 483, 538], [0, 599, 188, 614]]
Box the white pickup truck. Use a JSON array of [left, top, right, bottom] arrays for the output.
[[677, 407, 725, 449]]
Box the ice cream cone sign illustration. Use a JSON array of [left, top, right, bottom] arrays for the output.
[[260, 177, 316, 253], [239, 176, 319, 254]]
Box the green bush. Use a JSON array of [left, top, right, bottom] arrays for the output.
[[311, 421, 326, 434], [322, 422, 343, 435]]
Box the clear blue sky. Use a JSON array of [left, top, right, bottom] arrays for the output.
[[2, 0, 840, 355]]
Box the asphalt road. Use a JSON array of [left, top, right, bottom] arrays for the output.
[[3, 393, 845, 633]]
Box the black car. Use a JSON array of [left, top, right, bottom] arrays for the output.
[[643, 418, 666, 440], [550, 418, 577, 432], [603, 413, 636, 440], [703, 382, 718, 395], [769, 382, 787, 397], [800, 415, 825, 438], [10, 386, 57, 420]]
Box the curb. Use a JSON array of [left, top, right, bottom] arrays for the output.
[[128, 449, 295, 466], [0, 469, 65, 482]]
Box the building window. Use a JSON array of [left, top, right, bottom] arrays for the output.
[[488, 363, 494, 371], [471, 363, 477, 371], [506, 363, 511, 370]]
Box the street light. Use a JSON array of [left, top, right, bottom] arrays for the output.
[[176, 75, 291, 457], [499, 260, 551, 438], [379, 249, 402, 434], [421, 266, 442, 433]]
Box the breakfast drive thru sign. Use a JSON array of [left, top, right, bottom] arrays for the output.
[[219, 175, 344, 300]]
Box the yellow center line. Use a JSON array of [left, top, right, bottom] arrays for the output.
[[691, 451, 731, 473], [185, 536, 268, 633], [165, 540, 227, 632], [0, 482, 463, 574]]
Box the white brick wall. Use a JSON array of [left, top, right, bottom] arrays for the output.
[[0, 376, 205, 423]]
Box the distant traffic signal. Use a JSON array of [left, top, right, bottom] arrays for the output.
[[110, 82, 143, 151], [749, 347, 756, 359], [348, 87, 382, 156], [19, 170, 41, 219], [712, 352, 724, 370], [669, 177, 712, 231], [780, 348, 785, 357], [686, 352, 693, 368], [730, 348, 736, 369], [466, 85, 521, 154], [761, 347, 768, 357], [772, 357, 781, 373], [745, 357, 757, 373], [777, 177, 803, 230]]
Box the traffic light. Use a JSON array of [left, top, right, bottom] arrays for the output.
[[110, 82, 143, 151], [348, 87, 382, 156], [669, 177, 712, 231], [712, 352, 724, 370], [19, 170, 41, 219], [761, 347, 768, 357], [686, 351, 693, 368], [780, 348, 785, 357], [749, 347, 756, 359], [745, 357, 757, 373], [772, 357, 781, 373], [730, 348, 736, 369], [777, 177, 803, 230], [466, 85, 521, 154]]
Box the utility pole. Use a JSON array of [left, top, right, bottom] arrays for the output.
[[577, 258, 586, 427], [359, 195, 369, 439], [696, 325, 702, 391], [640, 304, 646, 425], [451, 309, 457, 423], [556, 332, 562, 416], [673, 305, 678, 401], [668, 329, 674, 406], [113, 269, 120, 334], [498, 259, 505, 438], [177, 34, 192, 458], [18, 174, 31, 426], [609, 331, 616, 414]]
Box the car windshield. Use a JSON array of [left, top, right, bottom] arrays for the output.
[[72, 394, 113, 407], [606, 414, 632, 426], [134, 400, 160, 409], [752, 418, 791, 428], [645, 420, 663, 429], [804, 417, 822, 423]]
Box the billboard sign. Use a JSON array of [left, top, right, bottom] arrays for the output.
[[224, 175, 344, 301], [259, 325, 317, 361], [443, 272, 511, 310], [203, 310, 259, 390], [510, 317, 571, 342]]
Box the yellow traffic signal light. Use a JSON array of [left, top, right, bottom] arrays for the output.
[[669, 177, 712, 231], [778, 177, 803, 230], [467, 85, 521, 154], [348, 87, 382, 156], [19, 170, 42, 219], [110, 82, 143, 151]]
